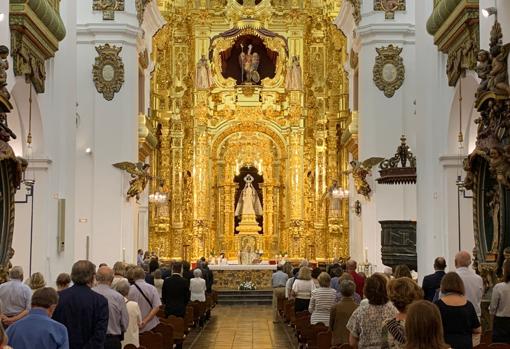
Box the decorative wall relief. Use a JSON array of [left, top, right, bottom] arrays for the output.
[[347, 0, 361, 25], [373, 44, 405, 98], [135, 0, 152, 25], [92, 44, 124, 101], [93, 0, 125, 20], [374, 0, 406, 20]]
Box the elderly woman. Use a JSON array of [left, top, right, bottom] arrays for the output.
[[490, 259, 510, 343], [347, 273, 397, 348], [26, 272, 46, 293], [111, 261, 127, 287], [405, 300, 449, 349], [308, 272, 336, 325], [336, 273, 362, 304], [190, 268, 207, 302], [291, 266, 316, 313], [153, 269, 164, 299], [435, 272, 481, 348], [381, 277, 423, 348], [114, 279, 142, 348], [330, 280, 358, 346]]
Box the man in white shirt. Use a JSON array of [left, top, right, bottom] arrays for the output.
[[455, 250, 484, 317]]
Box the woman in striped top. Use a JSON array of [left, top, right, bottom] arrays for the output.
[[309, 272, 337, 325]]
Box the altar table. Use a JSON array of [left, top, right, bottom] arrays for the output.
[[209, 264, 277, 290]]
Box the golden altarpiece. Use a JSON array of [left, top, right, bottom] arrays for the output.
[[147, 0, 351, 261]]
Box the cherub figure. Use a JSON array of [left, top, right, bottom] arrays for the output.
[[489, 146, 510, 188], [344, 157, 384, 199], [476, 50, 491, 95], [0, 45, 10, 101]]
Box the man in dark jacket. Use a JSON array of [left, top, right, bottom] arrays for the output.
[[162, 262, 190, 318], [53, 260, 109, 349], [421, 257, 447, 301]]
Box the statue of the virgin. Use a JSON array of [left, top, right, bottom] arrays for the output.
[[235, 174, 263, 217]]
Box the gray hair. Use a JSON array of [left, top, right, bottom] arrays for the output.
[[9, 266, 23, 280], [193, 269, 202, 278], [113, 279, 130, 297], [340, 280, 356, 297]]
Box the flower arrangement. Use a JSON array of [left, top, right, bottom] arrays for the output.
[[239, 281, 256, 290]]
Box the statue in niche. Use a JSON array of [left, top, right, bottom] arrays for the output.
[[238, 44, 260, 84], [0, 46, 10, 101], [487, 186, 501, 254], [240, 236, 257, 265], [235, 174, 263, 217], [286, 55, 303, 90], [322, 180, 342, 218], [195, 55, 213, 89]]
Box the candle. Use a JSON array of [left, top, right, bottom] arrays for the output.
[[122, 248, 126, 262], [364, 247, 368, 264]]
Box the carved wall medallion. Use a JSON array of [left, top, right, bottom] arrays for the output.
[[373, 45, 405, 98], [374, 0, 406, 20], [93, 0, 125, 20], [92, 44, 124, 101]]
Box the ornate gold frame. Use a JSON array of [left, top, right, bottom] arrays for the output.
[[92, 44, 125, 101], [373, 44, 405, 98]]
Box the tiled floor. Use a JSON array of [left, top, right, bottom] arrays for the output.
[[184, 304, 297, 349]]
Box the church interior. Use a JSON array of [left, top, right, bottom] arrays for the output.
[[0, 0, 510, 348]]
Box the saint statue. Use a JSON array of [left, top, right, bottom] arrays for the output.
[[235, 174, 263, 217], [238, 44, 260, 84], [196, 55, 213, 89], [286, 55, 303, 90]]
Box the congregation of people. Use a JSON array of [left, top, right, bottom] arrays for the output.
[[272, 250, 508, 349], [0, 249, 216, 349]]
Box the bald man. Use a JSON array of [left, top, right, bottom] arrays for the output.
[[455, 251, 484, 317], [93, 266, 128, 349]]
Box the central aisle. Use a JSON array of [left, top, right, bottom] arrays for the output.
[[184, 304, 297, 349]]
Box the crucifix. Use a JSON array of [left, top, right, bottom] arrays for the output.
[[93, 0, 125, 20]]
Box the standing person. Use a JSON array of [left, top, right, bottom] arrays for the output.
[[0, 324, 12, 349], [271, 265, 288, 323], [53, 260, 108, 349], [434, 272, 481, 348], [182, 262, 193, 281], [285, 268, 299, 299], [127, 267, 161, 333], [113, 280, 142, 349], [455, 250, 483, 318], [291, 267, 316, 313], [92, 266, 128, 349], [490, 259, 510, 343], [405, 300, 449, 349], [26, 272, 46, 293], [308, 272, 336, 325], [6, 287, 68, 349], [162, 262, 190, 318], [394, 265, 412, 279], [55, 273, 71, 292], [153, 270, 164, 300], [346, 260, 365, 298], [346, 273, 397, 348], [330, 280, 358, 346], [137, 250, 144, 266], [201, 261, 214, 294], [190, 269, 207, 302], [381, 277, 423, 348], [111, 262, 127, 288], [422, 257, 447, 301], [0, 266, 31, 327]]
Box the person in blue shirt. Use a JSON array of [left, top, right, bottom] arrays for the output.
[[6, 287, 69, 349]]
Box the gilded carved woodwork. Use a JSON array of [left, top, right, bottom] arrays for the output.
[[346, 0, 361, 25], [93, 0, 125, 20], [92, 44, 125, 101], [373, 44, 405, 98], [149, 0, 350, 261], [374, 0, 406, 20], [426, 0, 479, 86], [9, 0, 66, 93], [0, 45, 27, 277], [464, 20, 510, 284]]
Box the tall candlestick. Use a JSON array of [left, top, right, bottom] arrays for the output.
[[122, 248, 126, 262], [364, 247, 368, 264]]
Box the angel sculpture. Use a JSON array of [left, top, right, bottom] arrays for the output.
[[113, 161, 151, 200], [344, 157, 384, 199], [239, 44, 260, 84]]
